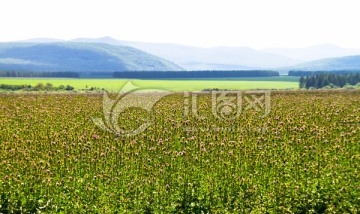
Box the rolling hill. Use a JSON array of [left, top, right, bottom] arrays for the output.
[[70, 37, 301, 70], [14, 37, 360, 72], [263, 44, 360, 61], [290, 55, 360, 71], [0, 42, 184, 72]]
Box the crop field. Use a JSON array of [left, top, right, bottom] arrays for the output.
[[0, 77, 299, 92], [0, 90, 359, 212]]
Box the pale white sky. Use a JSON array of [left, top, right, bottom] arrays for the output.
[[1, 0, 360, 49]]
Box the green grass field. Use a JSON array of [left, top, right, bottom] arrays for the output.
[[0, 76, 299, 91]]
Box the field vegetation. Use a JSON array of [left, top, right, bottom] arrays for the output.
[[0, 90, 359, 212]]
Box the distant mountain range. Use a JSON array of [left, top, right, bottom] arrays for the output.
[[289, 55, 360, 71], [263, 44, 360, 61], [2, 37, 360, 73], [69, 37, 300, 70], [67, 38, 360, 71], [0, 42, 184, 72]]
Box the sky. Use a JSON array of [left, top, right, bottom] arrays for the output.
[[1, 0, 360, 49]]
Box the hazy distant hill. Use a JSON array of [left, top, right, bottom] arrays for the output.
[[71, 37, 300, 70], [19, 38, 65, 43], [14, 37, 360, 72], [0, 42, 184, 72], [290, 55, 360, 71], [263, 44, 360, 61]]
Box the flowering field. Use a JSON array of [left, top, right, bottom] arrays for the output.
[[0, 90, 359, 213]]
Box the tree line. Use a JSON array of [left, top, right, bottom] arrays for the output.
[[289, 70, 360, 76], [299, 72, 360, 89], [0, 71, 80, 78], [1, 70, 280, 79], [0, 83, 74, 91]]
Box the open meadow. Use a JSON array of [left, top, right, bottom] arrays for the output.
[[0, 77, 299, 92], [0, 90, 359, 212]]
